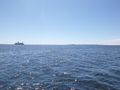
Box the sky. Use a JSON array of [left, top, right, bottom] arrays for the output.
[[0, 0, 120, 45]]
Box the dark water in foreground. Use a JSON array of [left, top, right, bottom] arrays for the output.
[[0, 45, 120, 90]]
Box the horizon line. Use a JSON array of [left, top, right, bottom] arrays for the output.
[[0, 43, 120, 46]]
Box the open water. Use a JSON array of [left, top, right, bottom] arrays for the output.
[[0, 45, 120, 90]]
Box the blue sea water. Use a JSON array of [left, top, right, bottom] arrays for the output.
[[0, 45, 120, 90]]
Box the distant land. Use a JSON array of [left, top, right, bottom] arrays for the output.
[[0, 43, 120, 46]]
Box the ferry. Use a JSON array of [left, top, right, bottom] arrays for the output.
[[14, 42, 24, 45]]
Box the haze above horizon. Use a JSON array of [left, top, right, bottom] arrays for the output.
[[0, 0, 120, 45]]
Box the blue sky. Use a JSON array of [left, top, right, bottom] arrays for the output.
[[0, 0, 120, 44]]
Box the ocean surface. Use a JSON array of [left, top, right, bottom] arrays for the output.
[[0, 45, 120, 90]]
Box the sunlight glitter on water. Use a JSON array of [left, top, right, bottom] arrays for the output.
[[0, 45, 120, 90]]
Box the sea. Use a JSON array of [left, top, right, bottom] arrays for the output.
[[0, 45, 120, 90]]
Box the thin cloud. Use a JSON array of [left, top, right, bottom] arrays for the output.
[[101, 39, 120, 45]]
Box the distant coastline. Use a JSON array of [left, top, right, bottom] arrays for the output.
[[0, 44, 120, 46]]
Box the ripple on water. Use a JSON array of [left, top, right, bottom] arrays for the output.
[[75, 78, 117, 90], [0, 45, 120, 90]]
